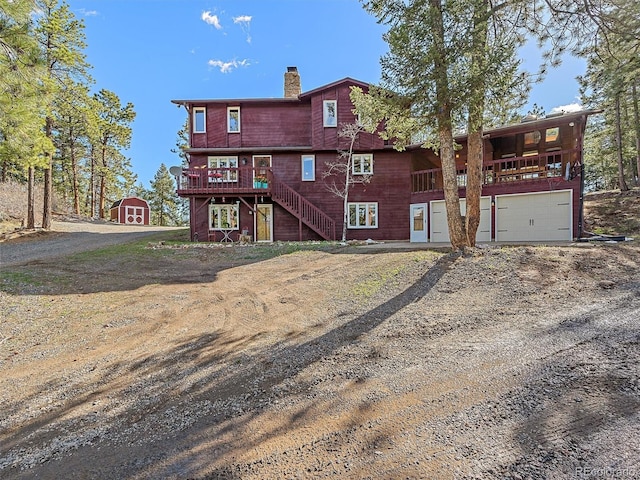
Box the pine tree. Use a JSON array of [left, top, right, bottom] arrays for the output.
[[34, 0, 91, 228], [149, 163, 180, 226], [91, 89, 136, 218]]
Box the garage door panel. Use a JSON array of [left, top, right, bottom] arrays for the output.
[[430, 197, 491, 243], [496, 191, 572, 242]]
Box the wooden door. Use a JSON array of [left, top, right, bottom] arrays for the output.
[[255, 204, 273, 242]]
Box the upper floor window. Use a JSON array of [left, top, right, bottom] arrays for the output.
[[352, 153, 373, 175], [227, 107, 240, 133], [302, 155, 315, 181], [323, 100, 337, 127], [193, 107, 206, 133], [545, 127, 560, 143]]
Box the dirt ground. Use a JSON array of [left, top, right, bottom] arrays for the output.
[[1, 192, 639, 479]]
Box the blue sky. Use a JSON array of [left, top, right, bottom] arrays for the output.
[[66, 0, 586, 188]]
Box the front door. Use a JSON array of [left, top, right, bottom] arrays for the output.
[[410, 203, 428, 242], [255, 204, 273, 242]]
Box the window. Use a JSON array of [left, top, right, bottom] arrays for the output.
[[210, 204, 239, 230], [348, 202, 378, 229], [227, 107, 240, 133], [524, 131, 541, 145], [352, 153, 373, 175], [302, 155, 315, 181], [208, 156, 238, 182], [323, 100, 337, 127], [193, 107, 206, 133], [545, 127, 560, 143]]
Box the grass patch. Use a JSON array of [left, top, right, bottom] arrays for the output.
[[0, 270, 48, 293]]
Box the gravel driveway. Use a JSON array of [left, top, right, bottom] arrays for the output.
[[0, 219, 184, 267]]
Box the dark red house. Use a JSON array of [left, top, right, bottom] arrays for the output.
[[109, 197, 150, 225], [172, 67, 598, 244]]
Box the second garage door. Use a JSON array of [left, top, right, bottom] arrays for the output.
[[430, 197, 492, 243], [495, 190, 572, 242]]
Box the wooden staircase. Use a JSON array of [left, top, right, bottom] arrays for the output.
[[271, 175, 336, 241]]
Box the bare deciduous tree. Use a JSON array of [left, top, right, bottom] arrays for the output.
[[322, 122, 372, 242]]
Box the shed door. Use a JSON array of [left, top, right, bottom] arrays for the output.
[[430, 197, 491, 243], [125, 206, 144, 224], [495, 190, 572, 241], [410, 203, 428, 243]]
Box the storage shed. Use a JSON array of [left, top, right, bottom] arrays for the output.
[[109, 197, 150, 225]]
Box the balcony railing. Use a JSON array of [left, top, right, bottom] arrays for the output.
[[411, 148, 579, 193], [177, 167, 273, 195]]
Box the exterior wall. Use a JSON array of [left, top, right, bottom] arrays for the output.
[[191, 102, 311, 150], [412, 176, 583, 240]]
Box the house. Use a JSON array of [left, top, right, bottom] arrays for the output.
[[109, 197, 150, 225], [172, 67, 598, 244]]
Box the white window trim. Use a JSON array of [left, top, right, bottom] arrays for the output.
[[348, 202, 378, 229], [302, 154, 315, 181], [227, 106, 240, 133], [208, 156, 238, 182], [352, 153, 373, 175], [323, 100, 337, 127], [209, 203, 239, 230], [193, 107, 206, 133]]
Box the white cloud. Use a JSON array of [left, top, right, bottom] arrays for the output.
[[233, 15, 252, 24], [78, 8, 98, 17], [550, 103, 583, 114], [233, 15, 252, 44], [208, 59, 250, 74], [201, 11, 222, 29]]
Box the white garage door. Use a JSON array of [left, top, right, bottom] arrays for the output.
[[495, 190, 572, 242], [430, 197, 491, 243]]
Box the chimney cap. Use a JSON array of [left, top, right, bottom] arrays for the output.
[[287, 66, 298, 73]]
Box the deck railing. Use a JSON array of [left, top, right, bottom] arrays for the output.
[[176, 167, 272, 195], [411, 148, 579, 193]]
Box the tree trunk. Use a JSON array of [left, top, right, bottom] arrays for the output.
[[90, 147, 95, 218], [430, 0, 465, 250], [614, 93, 629, 191], [27, 166, 35, 229], [632, 80, 640, 186], [42, 118, 53, 229], [465, 0, 489, 248], [71, 146, 80, 214]]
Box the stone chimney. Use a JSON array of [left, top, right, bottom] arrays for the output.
[[284, 66, 301, 98]]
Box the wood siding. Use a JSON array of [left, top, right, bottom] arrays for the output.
[[177, 76, 596, 243]]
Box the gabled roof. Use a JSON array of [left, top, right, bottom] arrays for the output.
[[298, 77, 370, 99], [171, 77, 370, 106]]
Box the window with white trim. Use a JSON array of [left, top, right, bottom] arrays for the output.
[[323, 100, 337, 127], [302, 154, 315, 181], [352, 153, 373, 175], [210, 204, 239, 230], [208, 156, 238, 182], [348, 202, 378, 229], [227, 107, 240, 133], [193, 107, 206, 133]]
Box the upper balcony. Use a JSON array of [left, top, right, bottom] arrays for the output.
[[411, 147, 580, 193], [176, 167, 273, 196]]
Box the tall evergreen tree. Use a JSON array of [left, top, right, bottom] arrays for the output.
[[91, 89, 136, 218], [355, 0, 531, 250], [149, 163, 180, 226], [35, 0, 91, 228], [0, 0, 52, 227]]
